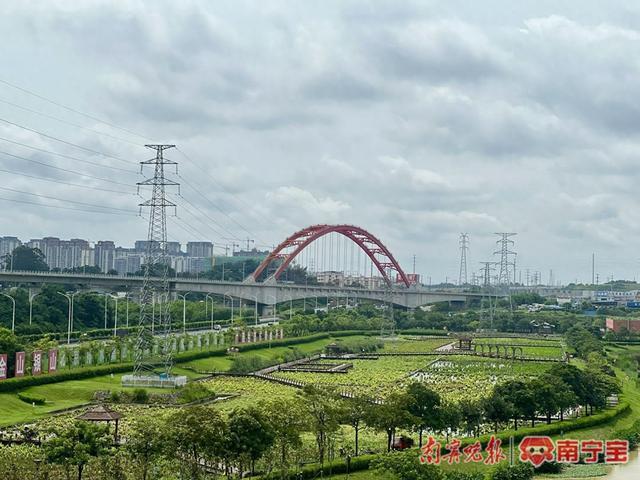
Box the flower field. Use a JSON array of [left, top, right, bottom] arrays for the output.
[[271, 352, 553, 402]]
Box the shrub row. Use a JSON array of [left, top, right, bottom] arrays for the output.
[[263, 402, 630, 480], [17, 391, 46, 405], [0, 363, 135, 393]]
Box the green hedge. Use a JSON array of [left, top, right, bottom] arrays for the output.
[[0, 363, 135, 393], [17, 391, 46, 405]]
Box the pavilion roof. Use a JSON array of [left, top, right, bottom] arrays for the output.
[[76, 404, 123, 422]]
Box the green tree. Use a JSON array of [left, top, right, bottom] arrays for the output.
[[340, 395, 372, 456], [0, 327, 22, 377], [2, 246, 49, 271], [299, 385, 342, 464], [484, 391, 514, 432], [459, 399, 483, 437], [125, 416, 165, 480], [406, 382, 442, 446], [165, 406, 226, 479], [261, 398, 307, 478], [495, 380, 533, 430], [225, 407, 275, 476], [531, 375, 576, 424], [367, 391, 416, 452], [43, 421, 111, 480]]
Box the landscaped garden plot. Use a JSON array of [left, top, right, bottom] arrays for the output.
[[411, 356, 553, 402], [380, 336, 453, 353], [473, 337, 565, 359], [202, 376, 299, 410], [270, 355, 553, 402]]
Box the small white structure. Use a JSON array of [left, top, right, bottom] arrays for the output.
[[121, 374, 187, 388]]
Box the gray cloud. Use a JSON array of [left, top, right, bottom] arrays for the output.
[[1, 2, 640, 282]]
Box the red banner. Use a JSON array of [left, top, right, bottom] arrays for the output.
[[15, 351, 25, 377], [0, 354, 7, 380], [48, 349, 58, 373], [32, 351, 42, 376]]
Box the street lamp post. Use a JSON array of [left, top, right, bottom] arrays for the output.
[[223, 293, 234, 326], [110, 295, 119, 337], [28, 288, 41, 325], [124, 293, 130, 329], [266, 294, 277, 320], [205, 293, 215, 330], [1, 292, 16, 332], [57, 291, 77, 344], [249, 294, 258, 326], [177, 293, 189, 333], [104, 293, 109, 330]]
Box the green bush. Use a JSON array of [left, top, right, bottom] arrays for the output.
[[445, 473, 484, 480], [131, 388, 149, 404], [178, 382, 213, 404], [109, 391, 121, 403], [370, 451, 444, 480], [17, 392, 46, 405], [491, 463, 534, 480]]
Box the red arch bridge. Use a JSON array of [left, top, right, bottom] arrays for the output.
[[0, 224, 496, 311]]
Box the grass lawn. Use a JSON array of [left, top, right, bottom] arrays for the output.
[[0, 366, 202, 427], [183, 336, 363, 372]]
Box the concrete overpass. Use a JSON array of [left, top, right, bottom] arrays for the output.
[[0, 270, 494, 310]]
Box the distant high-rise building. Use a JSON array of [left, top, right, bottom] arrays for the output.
[[95, 240, 116, 272], [59, 238, 91, 270], [0, 236, 21, 258], [134, 240, 182, 255], [187, 241, 213, 258], [233, 247, 269, 258]]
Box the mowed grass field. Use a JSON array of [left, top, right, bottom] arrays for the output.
[[0, 366, 200, 427]]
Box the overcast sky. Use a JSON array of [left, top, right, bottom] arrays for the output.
[[1, 0, 640, 284]]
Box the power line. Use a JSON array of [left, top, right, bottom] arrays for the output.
[[0, 166, 133, 195], [173, 192, 237, 240], [0, 116, 133, 166], [176, 172, 262, 243], [175, 148, 271, 241], [0, 136, 137, 173], [0, 150, 134, 188], [0, 97, 146, 148], [0, 195, 137, 216], [0, 185, 136, 213], [0, 77, 152, 141]]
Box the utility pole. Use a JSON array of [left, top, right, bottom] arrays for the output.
[[494, 233, 517, 287], [130, 144, 180, 380], [479, 262, 496, 287], [458, 233, 469, 286]]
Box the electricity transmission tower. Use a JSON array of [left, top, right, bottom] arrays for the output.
[[494, 233, 517, 287], [132, 144, 179, 379], [458, 233, 469, 286], [479, 261, 496, 287]]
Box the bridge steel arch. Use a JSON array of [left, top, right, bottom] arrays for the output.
[[249, 224, 411, 287]]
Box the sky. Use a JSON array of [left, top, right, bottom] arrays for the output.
[[1, 0, 640, 284]]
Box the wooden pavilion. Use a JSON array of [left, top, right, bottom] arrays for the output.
[[76, 404, 123, 443]]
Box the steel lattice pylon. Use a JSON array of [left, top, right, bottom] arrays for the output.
[[458, 233, 469, 286], [133, 144, 179, 376]]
